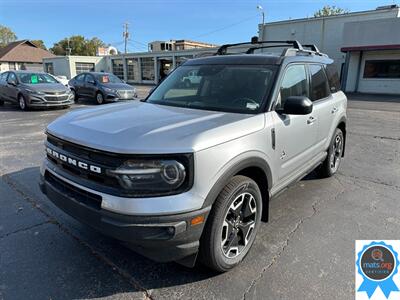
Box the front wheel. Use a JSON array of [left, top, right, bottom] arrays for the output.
[[96, 92, 104, 105], [18, 94, 28, 111], [200, 175, 262, 272], [318, 128, 344, 178]]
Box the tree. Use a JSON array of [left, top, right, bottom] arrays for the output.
[[0, 25, 17, 47], [31, 39, 47, 50], [314, 5, 349, 17], [50, 35, 106, 56]]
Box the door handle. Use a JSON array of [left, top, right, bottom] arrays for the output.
[[307, 116, 316, 125], [331, 107, 338, 114]]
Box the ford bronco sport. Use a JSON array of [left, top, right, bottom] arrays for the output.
[[40, 39, 347, 272]]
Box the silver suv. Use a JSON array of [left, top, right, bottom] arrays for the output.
[[40, 39, 347, 272]]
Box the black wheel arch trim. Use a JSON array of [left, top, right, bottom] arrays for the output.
[[337, 116, 347, 156], [202, 157, 272, 222]]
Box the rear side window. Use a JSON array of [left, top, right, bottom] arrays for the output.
[[0, 72, 8, 84], [325, 64, 341, 93], [75, 74, 85, 81], [277, 64, 308, 109], [309, 64, 330, 101]]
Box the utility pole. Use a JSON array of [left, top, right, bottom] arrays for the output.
[[123, 22, 130, 54], [66, 37, 72, 56]]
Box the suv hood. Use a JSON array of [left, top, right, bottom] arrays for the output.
[[22, 83, 68, 94], [46, 102, 265, 154]]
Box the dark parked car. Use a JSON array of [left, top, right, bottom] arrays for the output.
[[69, 72, 137, 104], [0, 71, 74, 110]]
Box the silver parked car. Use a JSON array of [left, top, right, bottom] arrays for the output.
[[40, 39, 347, 272], [0, 71, 74, 110]]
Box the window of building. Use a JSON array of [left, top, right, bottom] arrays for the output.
[[325, 64, 341, 93], [112, 59, 124, 79], [141, 57, 155, 81], [277, 64, 308, 109], [8, 62, 16, 70], [309, 64, 330, 101], [127, 58, 139, 81], [75, 62, 94, 74], [363, 60, 400, 79], [45, 63, 54, 74]]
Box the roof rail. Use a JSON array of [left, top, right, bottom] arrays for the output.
[[217, 37, 303, 55], [303, 44, 320, 53], [246, 44, 292, 54]]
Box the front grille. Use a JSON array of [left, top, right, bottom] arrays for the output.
[[45, 95, 69, 102], [45, 171, 102, 210], [46, 134, 194, 198]]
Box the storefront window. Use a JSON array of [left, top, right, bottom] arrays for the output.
[[363, 60, 400, 79], [141, 57, 155, 81], [112, 59, 124, 79], [127, 58, 139, 81]]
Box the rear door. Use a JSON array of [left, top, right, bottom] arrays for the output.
[[0, 72, 9, 100], [272, 64, 318, 181], [307, 64, 335, 151], [73, 73, 86, 96], [83, 73, 97, 98], [4, 72, 18, 102]]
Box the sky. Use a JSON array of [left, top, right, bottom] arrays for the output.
[[0, 0, 397, 52]]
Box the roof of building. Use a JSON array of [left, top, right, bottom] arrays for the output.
[[0, 40, 56, 63], [261, 5, 399, 26]]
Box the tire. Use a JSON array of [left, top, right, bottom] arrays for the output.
[[70, 89, 78, 101], [200, 175, 262, 272], [96, 92, 104, 105], [317, 128, 344, 178], [18, 94, 28, 111]]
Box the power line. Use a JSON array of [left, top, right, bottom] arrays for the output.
[[191, 13, 259, 40]]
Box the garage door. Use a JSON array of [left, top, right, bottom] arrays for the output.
[[358, 51, 400, 94]]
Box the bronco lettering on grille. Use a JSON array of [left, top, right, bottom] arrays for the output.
[[46, 147, 102, 174]]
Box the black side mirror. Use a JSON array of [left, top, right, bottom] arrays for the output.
[[282, 96, 313, 115]]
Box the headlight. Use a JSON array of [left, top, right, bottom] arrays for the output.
[[26, 89, 44, 95], [107, 158, 190, 196], [103, 87, 117, 93]]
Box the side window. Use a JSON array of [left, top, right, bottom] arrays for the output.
[[325, 64, 341, 93], [7, 72, 17, 83], [0, 72, 8, 84], [75, 74, 85, 82], [277, 64, 308, 109], [309, 64, 330, 101], [84, 74, 94, 83]]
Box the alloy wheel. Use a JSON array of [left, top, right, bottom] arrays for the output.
[[19, 96, 26, 110], [96, 93, 104, 104], [330, 133, 343, 172], [221, 192, 257, 258]]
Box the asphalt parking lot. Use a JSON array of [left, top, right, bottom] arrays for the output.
[[0, 90, 399, 300]]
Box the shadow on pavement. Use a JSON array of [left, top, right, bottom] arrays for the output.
[[1, 167, 217, 299]]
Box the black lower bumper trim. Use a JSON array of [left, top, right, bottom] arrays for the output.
[[40, 173, 210, 263]]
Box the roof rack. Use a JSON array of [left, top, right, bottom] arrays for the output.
[[216, 37, 328, 58], [216, 37, 303, 55]]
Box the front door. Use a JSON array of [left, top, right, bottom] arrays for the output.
[[272, 64, 318, 182], [83, 74, 97, 98]]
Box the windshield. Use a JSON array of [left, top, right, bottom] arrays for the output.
[[95, 74, 123, 84], [18, 73, 59, 84], [147, 65, 277, 113]]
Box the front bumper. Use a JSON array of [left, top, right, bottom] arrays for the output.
[[28, 93, 74, 107], [39, 170, 210, 263]]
